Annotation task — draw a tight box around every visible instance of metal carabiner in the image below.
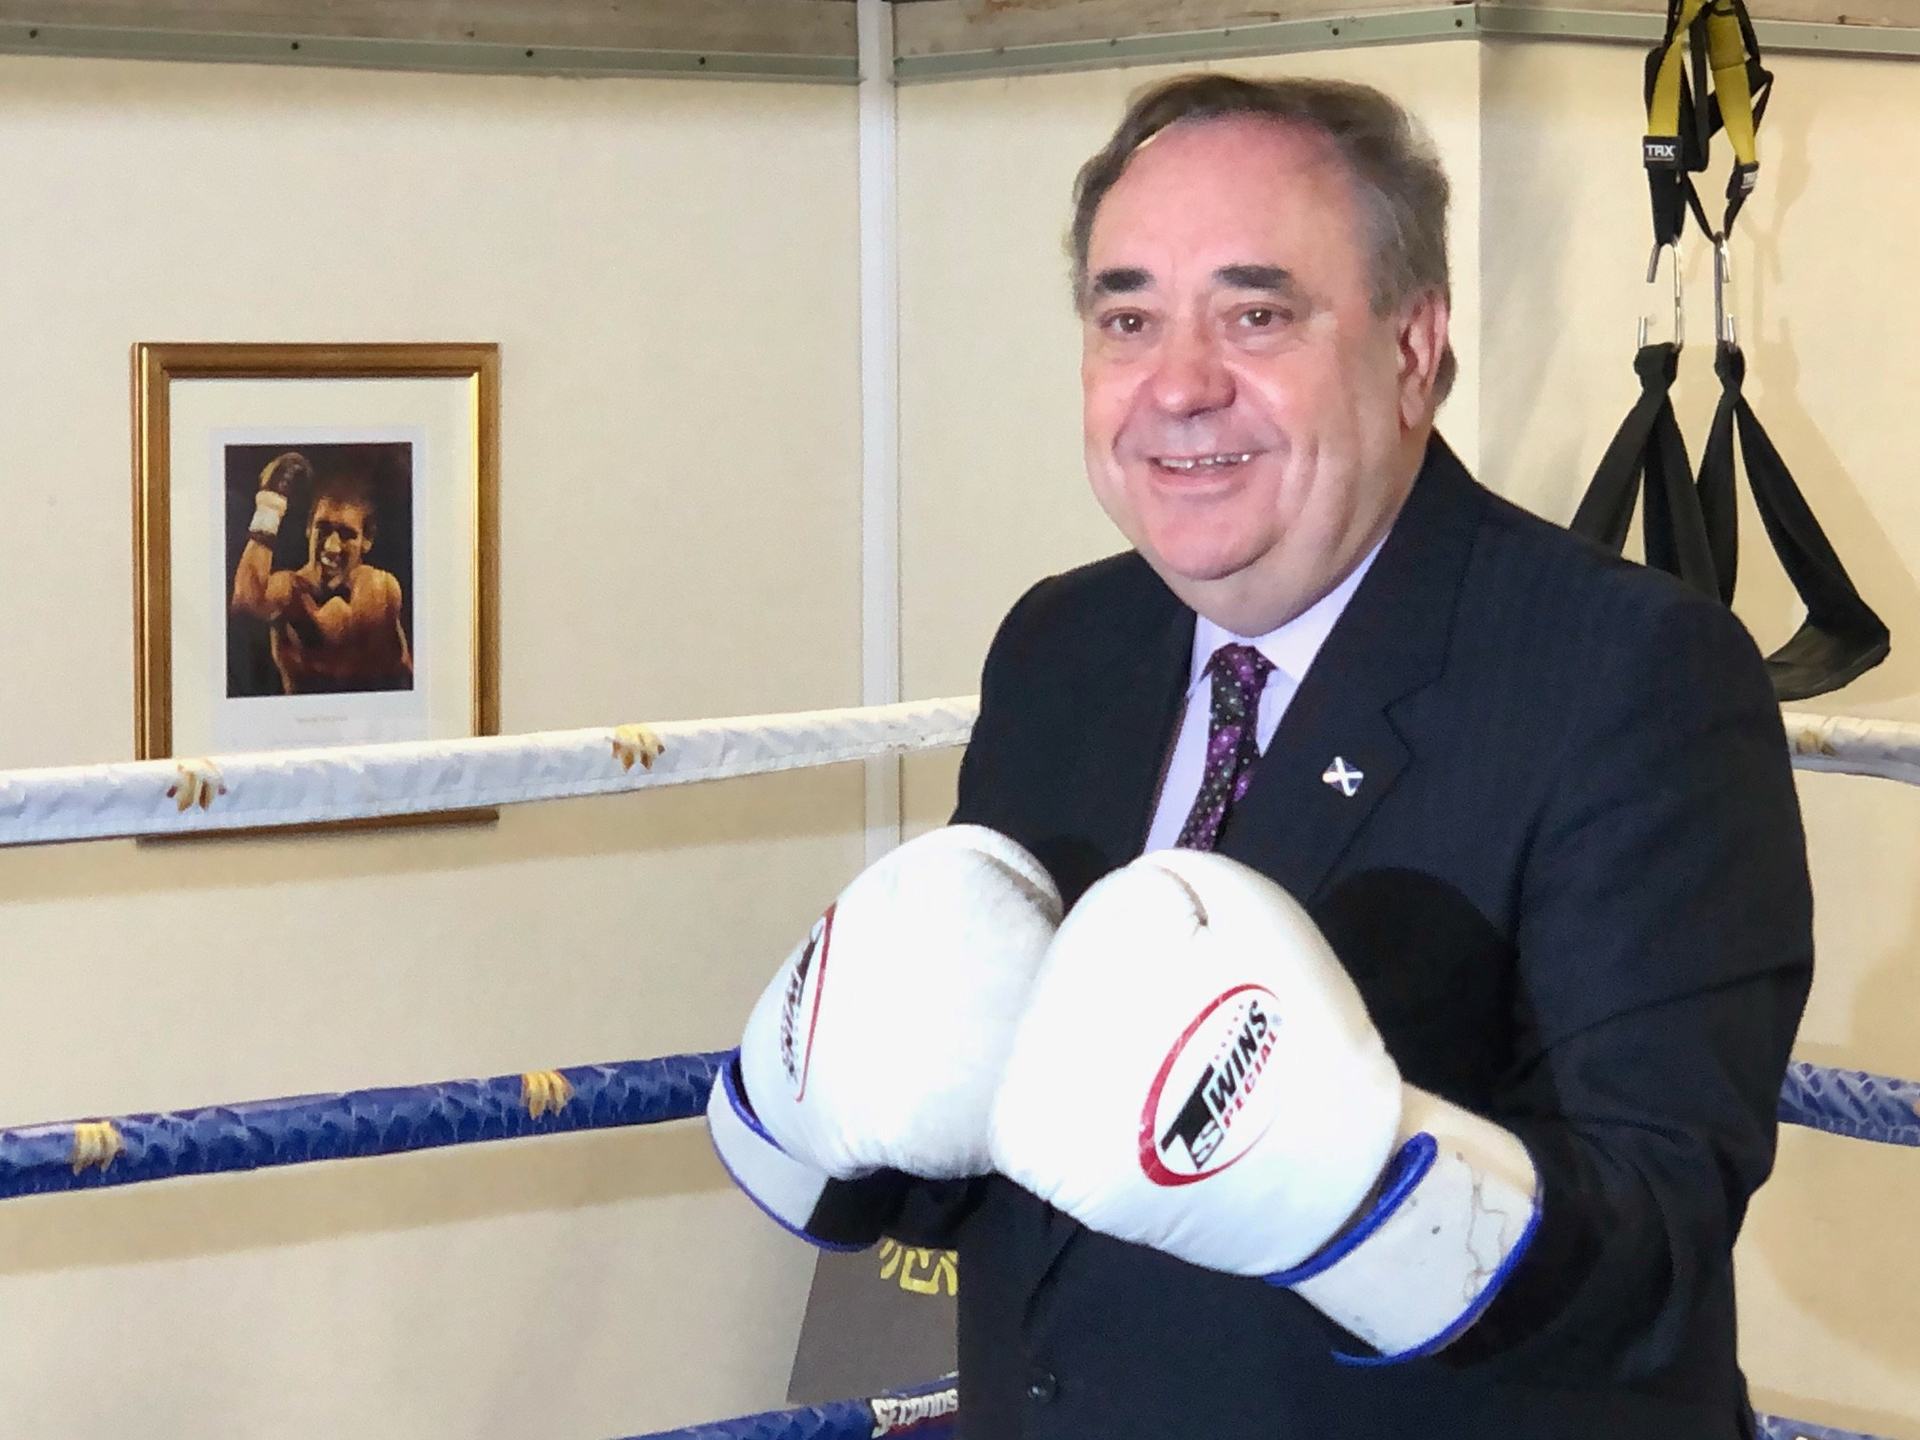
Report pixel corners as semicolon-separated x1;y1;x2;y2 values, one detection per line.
1637;239;1685;352
1712;231;1737;349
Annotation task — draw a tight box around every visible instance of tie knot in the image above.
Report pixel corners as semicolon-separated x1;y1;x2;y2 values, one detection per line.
1205;643;1274;701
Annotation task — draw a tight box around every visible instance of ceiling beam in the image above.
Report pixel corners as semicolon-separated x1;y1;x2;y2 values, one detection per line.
0;0;859;81
1484;0;1911;22
894;0;1920;80
0;0;1907;82
894;0;1430;58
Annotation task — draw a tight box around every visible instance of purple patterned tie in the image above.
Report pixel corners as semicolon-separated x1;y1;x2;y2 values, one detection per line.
1174;643;1276;852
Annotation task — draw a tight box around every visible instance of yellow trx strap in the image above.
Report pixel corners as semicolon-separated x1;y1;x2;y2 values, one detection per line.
1707;1;1760;173
1642;0;1766;243
1644;0;1710;156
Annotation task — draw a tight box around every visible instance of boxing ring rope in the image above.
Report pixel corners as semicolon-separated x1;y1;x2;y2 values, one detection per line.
611;1384;1877;1440
0;1054;726;1200
0;698;1914;1440
615;1378;960;1440
0;697;978;846
1754;1422;1896;1440
0;700;1909;846
0;1051;1909;1202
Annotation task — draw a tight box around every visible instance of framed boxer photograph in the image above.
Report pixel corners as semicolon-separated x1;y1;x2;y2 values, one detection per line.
133;343;499;762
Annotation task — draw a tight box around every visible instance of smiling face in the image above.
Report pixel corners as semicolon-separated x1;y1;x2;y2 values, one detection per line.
308;496;373;590
1079;116;1447;634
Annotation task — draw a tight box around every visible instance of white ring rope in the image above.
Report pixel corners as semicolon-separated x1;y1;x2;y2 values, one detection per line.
0;701;1910;847
0;698;977;846
1780;710;1920;787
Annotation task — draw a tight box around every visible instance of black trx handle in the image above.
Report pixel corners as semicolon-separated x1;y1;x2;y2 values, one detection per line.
1695;242;1890;701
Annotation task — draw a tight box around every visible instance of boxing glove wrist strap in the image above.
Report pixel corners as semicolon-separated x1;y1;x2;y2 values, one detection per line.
1266;1087;1542;1364
705;1051;871;1253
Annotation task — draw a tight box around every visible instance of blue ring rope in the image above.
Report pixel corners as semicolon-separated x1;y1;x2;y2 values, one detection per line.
1756;1416;1894;1440
1778;1061;1920;1148
617;1377;958;1440
614;1386;1875;1440
0;1054;1910;1203
0;1051;726;1200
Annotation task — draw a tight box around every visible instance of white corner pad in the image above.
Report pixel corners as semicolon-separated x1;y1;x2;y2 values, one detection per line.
1266;1085;1542;1364
705;1050;870;1253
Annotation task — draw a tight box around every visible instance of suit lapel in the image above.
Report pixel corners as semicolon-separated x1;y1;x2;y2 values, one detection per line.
1052;569;1192;903
1218;434;1483;900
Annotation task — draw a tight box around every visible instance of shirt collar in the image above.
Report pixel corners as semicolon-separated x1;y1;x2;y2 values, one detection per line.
1185;533;1389;695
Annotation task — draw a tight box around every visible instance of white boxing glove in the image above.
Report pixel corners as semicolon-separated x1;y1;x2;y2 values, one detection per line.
709;825;1061;1240
990;848;1540;1361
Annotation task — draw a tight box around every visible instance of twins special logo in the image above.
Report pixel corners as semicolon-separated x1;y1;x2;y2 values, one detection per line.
868;1385;959;1437
778;907;835;1100
1138;984;1282;1186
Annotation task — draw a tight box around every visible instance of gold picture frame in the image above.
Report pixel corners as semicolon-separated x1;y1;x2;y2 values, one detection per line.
132;343;499;780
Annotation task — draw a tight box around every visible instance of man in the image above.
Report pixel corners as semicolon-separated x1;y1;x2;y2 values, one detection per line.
712;74;1810;1438
230;451;413;694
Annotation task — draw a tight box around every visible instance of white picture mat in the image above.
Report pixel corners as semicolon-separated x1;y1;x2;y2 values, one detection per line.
166;376;478;754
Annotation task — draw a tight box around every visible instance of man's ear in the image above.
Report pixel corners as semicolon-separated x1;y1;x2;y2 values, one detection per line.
1395;289;1450;428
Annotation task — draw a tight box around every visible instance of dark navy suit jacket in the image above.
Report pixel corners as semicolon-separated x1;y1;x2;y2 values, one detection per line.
827;435;1812;1439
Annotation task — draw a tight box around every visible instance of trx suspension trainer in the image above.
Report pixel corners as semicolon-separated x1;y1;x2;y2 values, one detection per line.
1570;0;1889;700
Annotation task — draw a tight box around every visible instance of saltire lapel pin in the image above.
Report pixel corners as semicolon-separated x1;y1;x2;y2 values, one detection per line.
1321;757;1364;798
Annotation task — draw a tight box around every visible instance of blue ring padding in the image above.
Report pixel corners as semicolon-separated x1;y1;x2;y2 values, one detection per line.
0;1051;727;1199
617;1376;959;1440
1778;1061;1920;1148
1755;1414;1893;1440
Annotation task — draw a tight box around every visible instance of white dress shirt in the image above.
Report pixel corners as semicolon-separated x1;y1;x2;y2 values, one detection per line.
1142;538;1386;854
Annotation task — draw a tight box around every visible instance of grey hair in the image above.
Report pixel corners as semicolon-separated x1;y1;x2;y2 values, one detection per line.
1068;72;1456;403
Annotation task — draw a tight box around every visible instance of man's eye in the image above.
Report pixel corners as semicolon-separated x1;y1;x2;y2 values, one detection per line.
1239;306;1287;329
1101;312;1148;337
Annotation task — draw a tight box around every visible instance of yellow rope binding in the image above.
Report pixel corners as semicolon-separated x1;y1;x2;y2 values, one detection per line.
70;1121;125;1174
521;1070;575;1120
166;759;227;814
610;724;665;773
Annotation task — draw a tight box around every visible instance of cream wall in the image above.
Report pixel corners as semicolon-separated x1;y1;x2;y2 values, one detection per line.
896;43;1484;828
1479;40;1920;1437
0;56;862;1438
898;36;1920;1440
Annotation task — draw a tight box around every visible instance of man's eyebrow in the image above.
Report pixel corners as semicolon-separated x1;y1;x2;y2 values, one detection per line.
1216;264;1297;293
1087;266;1152;297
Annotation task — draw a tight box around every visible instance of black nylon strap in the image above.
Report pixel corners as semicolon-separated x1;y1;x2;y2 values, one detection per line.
1701;343;1891;700
1572;340;1890;700
1572;343;1677;552
1571;343;1718;601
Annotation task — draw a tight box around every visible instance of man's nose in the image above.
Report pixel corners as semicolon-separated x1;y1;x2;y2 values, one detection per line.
1148;323;1233;418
